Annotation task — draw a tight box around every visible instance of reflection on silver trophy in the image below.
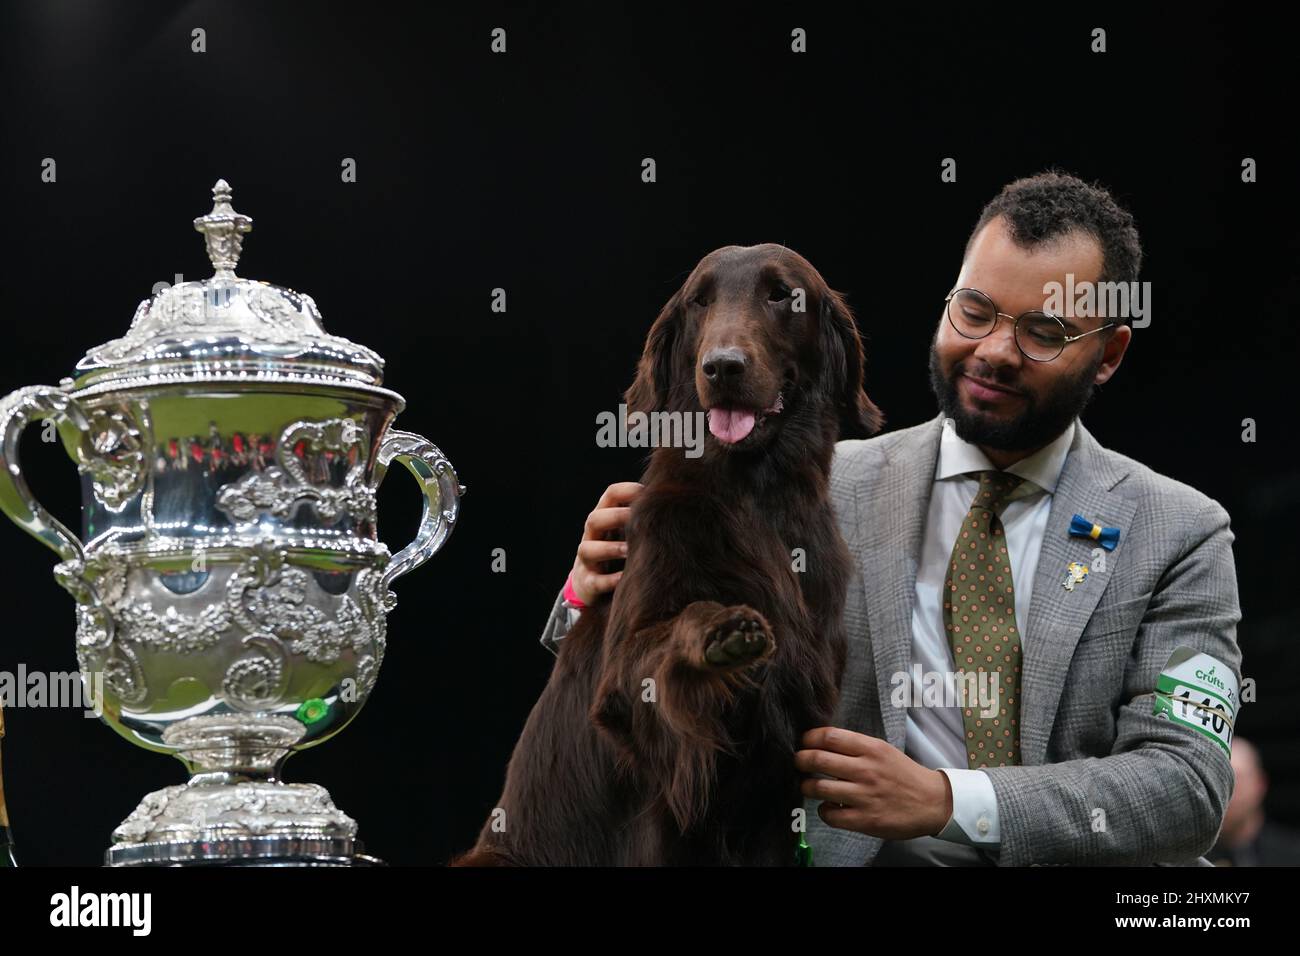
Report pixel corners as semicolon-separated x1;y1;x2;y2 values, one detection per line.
0;180;464;865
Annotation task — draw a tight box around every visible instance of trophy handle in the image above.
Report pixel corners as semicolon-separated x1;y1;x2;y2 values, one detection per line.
373;429;464;589
0;385;93;563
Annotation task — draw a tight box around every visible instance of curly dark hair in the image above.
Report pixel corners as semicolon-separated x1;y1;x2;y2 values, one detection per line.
965;171;1143;318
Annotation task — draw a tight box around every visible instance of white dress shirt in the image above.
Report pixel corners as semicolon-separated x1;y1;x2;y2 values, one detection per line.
877;417;1076;865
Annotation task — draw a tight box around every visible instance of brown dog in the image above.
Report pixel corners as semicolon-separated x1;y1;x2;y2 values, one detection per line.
454;244;883;865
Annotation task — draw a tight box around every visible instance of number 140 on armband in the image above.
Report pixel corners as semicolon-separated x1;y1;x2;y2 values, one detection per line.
1153;647;1237;758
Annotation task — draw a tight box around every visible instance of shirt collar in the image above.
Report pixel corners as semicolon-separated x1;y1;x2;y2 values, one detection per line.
935;417;1076;495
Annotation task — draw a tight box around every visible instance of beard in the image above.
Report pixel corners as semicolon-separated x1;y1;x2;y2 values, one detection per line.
927;335;1100;453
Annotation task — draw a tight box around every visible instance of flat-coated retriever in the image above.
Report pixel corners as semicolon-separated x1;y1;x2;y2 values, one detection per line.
453;244;883;865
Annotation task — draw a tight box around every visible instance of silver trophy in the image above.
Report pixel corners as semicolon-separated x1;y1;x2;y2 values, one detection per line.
0;180;463;865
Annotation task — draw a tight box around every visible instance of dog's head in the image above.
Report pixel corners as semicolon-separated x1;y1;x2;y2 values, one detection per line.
625;244;884;453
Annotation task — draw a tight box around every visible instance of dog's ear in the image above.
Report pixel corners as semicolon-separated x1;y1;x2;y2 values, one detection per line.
820;288;885;439
624;289;685;415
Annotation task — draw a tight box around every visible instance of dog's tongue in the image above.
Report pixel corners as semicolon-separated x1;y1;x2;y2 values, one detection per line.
708;408;756;444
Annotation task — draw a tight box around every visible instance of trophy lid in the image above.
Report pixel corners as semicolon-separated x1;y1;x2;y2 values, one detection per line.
71;180;387;394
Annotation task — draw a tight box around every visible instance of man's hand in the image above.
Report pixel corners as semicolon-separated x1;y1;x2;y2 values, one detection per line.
796;727;954;840
569;482;643;605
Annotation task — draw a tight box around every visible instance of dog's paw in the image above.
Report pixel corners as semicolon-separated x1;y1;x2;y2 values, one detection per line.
702;607;774;668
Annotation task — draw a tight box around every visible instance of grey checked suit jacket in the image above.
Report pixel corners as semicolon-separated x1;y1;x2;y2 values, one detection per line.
540;413;1242;866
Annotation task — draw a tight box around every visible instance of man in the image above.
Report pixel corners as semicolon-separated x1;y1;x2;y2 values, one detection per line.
1208;737;1300;866
540;172;1242;865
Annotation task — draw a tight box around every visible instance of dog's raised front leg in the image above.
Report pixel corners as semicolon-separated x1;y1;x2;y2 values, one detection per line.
590;600;775;830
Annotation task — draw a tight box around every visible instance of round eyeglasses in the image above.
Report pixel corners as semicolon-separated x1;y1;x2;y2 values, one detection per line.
945;288;1116;362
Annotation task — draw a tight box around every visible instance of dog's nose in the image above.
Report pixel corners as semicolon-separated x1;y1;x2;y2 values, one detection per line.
702;347;747;383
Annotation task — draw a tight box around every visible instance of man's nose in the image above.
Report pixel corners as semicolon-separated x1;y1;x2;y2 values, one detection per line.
973;314;1022;366
702;346;747;383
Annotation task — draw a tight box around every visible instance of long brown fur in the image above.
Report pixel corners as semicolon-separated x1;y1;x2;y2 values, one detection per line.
453;244;883;865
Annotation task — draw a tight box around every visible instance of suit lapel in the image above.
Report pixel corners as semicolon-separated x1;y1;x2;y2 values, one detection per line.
853;413;945;750
1019;420;1137;766
848;415;1137;767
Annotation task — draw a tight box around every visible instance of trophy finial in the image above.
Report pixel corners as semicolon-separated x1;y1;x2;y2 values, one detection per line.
194;178;253;278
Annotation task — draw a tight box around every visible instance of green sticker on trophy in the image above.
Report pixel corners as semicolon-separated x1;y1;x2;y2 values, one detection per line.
296;698;330;725
1152;647;1237;758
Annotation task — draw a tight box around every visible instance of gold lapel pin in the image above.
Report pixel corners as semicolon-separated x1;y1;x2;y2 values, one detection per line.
1062;561;1089;591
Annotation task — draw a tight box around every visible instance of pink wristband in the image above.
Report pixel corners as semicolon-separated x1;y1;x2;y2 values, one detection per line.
562;572;587;609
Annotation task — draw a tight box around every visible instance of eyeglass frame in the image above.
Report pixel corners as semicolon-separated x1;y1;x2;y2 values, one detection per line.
944;287;1117;362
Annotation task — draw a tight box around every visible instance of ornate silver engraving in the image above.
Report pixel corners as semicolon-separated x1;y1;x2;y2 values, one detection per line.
355;653;380;701
224;542;390;667
216;417;376;525
79;641;148;708
112;600;233;655
81;280;380;370
222;638;290;711
113;780;357;846
75;407;149;511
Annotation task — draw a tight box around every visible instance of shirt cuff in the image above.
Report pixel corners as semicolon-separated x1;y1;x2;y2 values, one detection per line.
540;588;580;656
935;768;1000;847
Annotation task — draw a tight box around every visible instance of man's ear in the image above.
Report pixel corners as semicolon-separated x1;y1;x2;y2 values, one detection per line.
1095;322;1132;385
624;290;685;415
820;289;884;439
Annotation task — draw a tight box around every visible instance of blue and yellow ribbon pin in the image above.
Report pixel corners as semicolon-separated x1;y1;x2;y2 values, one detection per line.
1069;514;1120;551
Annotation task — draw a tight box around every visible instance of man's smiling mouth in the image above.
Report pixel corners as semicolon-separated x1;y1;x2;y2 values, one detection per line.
961;373;1024;401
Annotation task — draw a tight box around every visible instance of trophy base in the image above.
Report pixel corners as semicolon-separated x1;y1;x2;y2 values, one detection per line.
106;836;382;867
106;779;377;867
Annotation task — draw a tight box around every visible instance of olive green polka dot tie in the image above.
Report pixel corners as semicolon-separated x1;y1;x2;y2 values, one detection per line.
943;470;1026;769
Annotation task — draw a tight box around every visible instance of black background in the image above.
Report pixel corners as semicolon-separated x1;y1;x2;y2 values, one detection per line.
0;0;1295;865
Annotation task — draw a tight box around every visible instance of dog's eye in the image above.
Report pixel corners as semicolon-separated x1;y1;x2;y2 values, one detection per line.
692;292;710;308
769;283;792;303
